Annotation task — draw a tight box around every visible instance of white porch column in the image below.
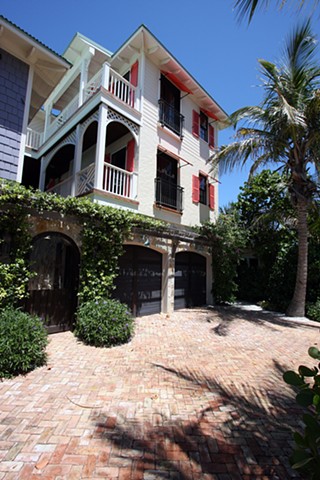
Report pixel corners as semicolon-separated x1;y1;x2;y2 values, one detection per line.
17;65;34;183
43;102;52;142
71;124;82;196
101;62;110;90
94;104;108;191
79;48;94;107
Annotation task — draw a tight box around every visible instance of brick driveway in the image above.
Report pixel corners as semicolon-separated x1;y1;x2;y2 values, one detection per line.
0;306;319;479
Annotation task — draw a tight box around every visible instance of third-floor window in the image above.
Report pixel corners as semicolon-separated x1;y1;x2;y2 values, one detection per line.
159;74;184;137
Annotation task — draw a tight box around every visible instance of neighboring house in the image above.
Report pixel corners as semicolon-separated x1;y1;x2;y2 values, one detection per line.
0;19;229;327
0;16;70;185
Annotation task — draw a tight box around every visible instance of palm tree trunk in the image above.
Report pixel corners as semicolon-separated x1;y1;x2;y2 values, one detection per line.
286;199;309;317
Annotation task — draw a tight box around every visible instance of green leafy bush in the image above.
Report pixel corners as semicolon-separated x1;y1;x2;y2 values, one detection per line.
283;346;320;478
307;299;320;322
0;307;48;378
74;299;134;347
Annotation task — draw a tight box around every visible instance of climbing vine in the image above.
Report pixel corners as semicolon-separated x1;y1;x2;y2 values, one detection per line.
0;180;165;307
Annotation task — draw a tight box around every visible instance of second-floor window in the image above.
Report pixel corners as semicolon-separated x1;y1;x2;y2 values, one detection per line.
159;75;184;137
199;174;207;205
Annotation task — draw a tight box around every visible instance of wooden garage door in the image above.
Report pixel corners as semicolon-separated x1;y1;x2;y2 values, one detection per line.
114;245;162;317
174;252;206;309
25;233;80;333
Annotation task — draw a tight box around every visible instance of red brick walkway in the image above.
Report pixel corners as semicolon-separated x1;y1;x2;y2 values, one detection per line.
0;306;319;479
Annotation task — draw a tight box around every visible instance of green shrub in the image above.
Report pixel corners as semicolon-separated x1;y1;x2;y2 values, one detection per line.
283;346;320;478
0;307;48;379
307;299;320;322
74;299;134;347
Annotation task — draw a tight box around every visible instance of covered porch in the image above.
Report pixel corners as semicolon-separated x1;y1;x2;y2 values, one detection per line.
40;106;139;204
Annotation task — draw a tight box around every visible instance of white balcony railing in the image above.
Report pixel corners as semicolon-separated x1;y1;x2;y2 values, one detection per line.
108;69;137;109
46;93;80;140
26;128;43;149
103;163;137;199
76;162;137;200
46;176;73;197
43;65;139;143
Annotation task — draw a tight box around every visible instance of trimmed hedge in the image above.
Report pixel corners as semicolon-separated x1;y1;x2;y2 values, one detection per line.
0;307;48;378
74;299;134;347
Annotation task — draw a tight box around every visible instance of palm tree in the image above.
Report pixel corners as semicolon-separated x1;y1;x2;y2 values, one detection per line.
234;0;320;23
211;20;320;316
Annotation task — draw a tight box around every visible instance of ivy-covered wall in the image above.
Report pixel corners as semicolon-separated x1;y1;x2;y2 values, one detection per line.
0;181;165;308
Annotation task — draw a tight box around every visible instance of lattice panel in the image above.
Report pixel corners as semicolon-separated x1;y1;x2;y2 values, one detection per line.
107;108;139;135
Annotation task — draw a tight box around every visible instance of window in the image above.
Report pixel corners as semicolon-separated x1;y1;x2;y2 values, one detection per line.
199;174;207;204
192;174;215;210
155;150;183;212
159;75;184;137
200;112;208;142
192;110;215;148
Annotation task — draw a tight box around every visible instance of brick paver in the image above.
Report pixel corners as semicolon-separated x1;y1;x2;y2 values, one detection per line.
0;306;319;479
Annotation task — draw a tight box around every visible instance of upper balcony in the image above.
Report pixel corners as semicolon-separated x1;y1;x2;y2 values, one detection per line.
26;64;140;151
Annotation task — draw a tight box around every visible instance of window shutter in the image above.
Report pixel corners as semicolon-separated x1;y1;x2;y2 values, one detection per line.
105;153;111;163
209;125;215;149
192;175;200;203
130;61;139;87
192;110;199;137
126;139;135;172
209;184;215;210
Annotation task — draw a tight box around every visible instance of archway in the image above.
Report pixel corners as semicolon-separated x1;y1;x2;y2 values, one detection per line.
113;245;162;317
45;144;75;192
174;252;206;309
25;233;80;333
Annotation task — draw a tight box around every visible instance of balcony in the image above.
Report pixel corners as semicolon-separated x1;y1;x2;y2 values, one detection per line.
26;65;140;150
155;177;183;212
26;128;43;150
158;99;184;138
77;162;138;200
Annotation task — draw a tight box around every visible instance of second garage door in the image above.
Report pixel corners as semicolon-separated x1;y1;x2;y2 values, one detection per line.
114;245;162;317
174;252;206;309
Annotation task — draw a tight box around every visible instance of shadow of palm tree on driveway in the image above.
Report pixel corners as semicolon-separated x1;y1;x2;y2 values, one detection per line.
92;362;303;479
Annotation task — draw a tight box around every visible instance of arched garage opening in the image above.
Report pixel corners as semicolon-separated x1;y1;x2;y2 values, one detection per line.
25;233;80;333
174;252;206;309
113;245;162;317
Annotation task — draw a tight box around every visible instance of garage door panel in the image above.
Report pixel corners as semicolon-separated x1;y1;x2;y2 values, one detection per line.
114;246;162;316
174;252;206;309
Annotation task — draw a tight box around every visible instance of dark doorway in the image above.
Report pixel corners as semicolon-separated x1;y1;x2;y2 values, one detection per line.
114;245;162;317
174;252;206;309
25;233;80;333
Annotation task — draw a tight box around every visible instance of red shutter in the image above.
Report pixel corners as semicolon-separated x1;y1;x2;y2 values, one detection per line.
130;61;139;87
209;184;215;210
105;153;111;163
126;139;135;172
209;125;215;149
192;110;199;137
192;175;200;203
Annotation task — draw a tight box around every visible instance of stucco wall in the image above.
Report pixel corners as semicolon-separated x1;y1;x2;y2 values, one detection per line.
0;48;29;181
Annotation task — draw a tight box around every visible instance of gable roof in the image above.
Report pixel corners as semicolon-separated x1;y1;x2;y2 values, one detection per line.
111;24;229;126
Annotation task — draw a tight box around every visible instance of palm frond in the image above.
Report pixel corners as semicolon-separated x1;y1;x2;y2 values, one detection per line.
233;0;320;23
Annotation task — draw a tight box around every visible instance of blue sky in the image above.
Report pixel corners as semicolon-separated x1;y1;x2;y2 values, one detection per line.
2;1;320;207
